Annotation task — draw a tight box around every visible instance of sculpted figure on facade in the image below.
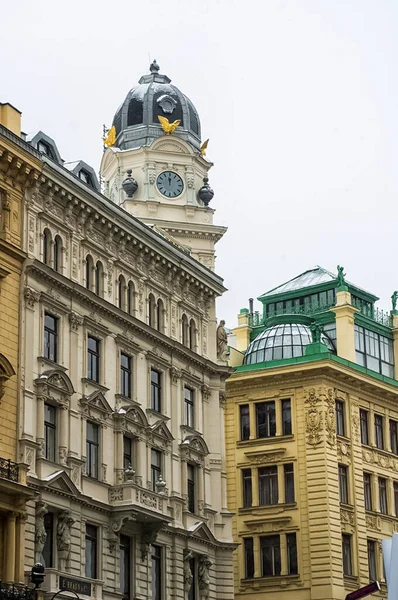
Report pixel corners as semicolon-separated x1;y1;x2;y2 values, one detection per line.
216;320;228;361
198;555;212;598
35;501;48;563
57;510;75;569
183;550;194;591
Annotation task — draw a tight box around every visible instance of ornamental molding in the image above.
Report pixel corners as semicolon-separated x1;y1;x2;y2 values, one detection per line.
306;407;323;448
244;448;286;465
24;286;40;308
362;448;398;472
337;440;351;462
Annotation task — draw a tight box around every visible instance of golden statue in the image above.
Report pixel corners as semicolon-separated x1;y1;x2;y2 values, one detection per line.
158;115;181;135
200;139;209;156
103;126;116;147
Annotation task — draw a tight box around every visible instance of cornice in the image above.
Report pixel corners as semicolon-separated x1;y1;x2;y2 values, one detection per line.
0;238;27;263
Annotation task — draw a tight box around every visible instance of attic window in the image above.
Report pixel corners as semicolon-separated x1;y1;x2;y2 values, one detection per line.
38;140;55;159
79;169;93;186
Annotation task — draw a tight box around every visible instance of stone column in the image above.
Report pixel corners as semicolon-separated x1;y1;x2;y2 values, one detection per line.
275;400;282;437
253;536;261;578
197;465;205;515
277;465;285;504
249;404;256;441
330;289;358;362
136;437;147;488
251;467;259;508
15;513;27;583
59;405;69;465
280;533;288;576
36;395;45;458
181;460;188;505
5;512;16;582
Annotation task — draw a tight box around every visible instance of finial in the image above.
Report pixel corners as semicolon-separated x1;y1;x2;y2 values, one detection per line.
150;59;160;73
198;177;214;207
122;169;138;198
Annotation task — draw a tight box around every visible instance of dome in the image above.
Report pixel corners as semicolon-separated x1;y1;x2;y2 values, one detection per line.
243;323;335;366
111;60;201;152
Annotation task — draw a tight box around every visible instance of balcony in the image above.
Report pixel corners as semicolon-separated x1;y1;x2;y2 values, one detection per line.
0;458;19;483
109;480;172;525
0;582;36;600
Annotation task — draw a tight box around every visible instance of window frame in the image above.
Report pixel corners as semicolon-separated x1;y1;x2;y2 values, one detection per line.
375;414;384;450
379;476;388;514
240;404;250;441
87;335;101;383
260;535;281;577
367;539;377;582
363;472;372;511
256;401;276;439
338;464;349;504
184;386;195;429
244;537;255;579
187;463;196;513
42;512;54;568
258;465;278;506
360;409;369;445
44;403;57;462
85;524;98;579
242;469;253;508
120;535;131;600
284;463;295;504
335;400;345;436
390;419;398;455
342;534;353;576
151;369;162;413
287;532;298;575
282;399;292;435
123;435;133;471
44;312;58;363
86;421;99;479
151;448;162;492
151;544;162;600
120;352;132;398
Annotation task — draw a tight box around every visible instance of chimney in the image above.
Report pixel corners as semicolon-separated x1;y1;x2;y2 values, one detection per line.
0;103;22;136
249;298;254;314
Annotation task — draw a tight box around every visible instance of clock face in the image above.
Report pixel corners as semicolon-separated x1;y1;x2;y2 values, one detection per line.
156;171;184;198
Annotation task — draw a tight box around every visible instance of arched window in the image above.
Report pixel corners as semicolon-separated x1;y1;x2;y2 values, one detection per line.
148;294;156;327
95;261;103;296
182;314;189;346
118;275;126;310
157;299;164;333
86;255;94;290
53;235;62;273
189;319;196;351
127;281;135;315
43;229;52;265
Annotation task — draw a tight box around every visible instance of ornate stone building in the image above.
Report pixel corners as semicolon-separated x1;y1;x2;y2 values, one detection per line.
15;63;234;599
226;266;398;600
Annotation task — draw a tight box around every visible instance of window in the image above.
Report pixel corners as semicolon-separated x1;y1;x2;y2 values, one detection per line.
123;436;133;471
244;538;254;579
260;535;281;577
151;369;161;412
390;420;398;455
375;415;384;449
189;319;196;351
44;404;56;462
187;464;196;513
367;540;377;582
338;465;349;504
259;466;278;505
342;534;352;576
394;481;398;516
127;281;135;315
79;169;93;186
86;422;99;479
287;533;298;575
182;314;189;346
151;545;162;600
43;229;51;265
242;469;252;508
184;387;195;428
282;399;292;435
157;300;164;333
86;255;94;290
355;324;394;377
148;294;156;327
120;536;130;600
151;449;162;492
335;400;345;436
95;261;103;296
256;402;276;438
44;313;58;362
240;405;250;441
360;409;369;445
120;353;132;398
284;463;295;504
379;477;388;514
53;235;62;272
88;336;100;382
364;473;372;511
188;557;196;600
38;140;54;157
42;513;54;568
85;525;98;579
118;275;126;310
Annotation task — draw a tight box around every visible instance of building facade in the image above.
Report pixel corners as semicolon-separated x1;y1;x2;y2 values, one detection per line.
14;63;234;600
226;266;398;600
0;107;39;588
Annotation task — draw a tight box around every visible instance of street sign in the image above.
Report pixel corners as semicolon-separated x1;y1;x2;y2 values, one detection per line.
345;581;380;600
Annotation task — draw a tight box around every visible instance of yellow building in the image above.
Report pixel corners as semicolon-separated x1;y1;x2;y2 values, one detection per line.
0;104;39;585
226;266;398;600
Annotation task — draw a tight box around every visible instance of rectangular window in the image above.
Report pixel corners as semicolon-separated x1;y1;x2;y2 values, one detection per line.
287;533;298;575
335;400;345;436
259;466;278;505
85;524;98;579
120;535;130;600
151;449;162;492
282;399;292;435
44;313;58;362
364;473;372;511
240;405;250;441
44;404;56;462
375;415;384;450
120;353;132;398
242;469;252;508
244;538;254;579
256;401;276;438
342;534;352;576
390;420;398;455
151;369;161;413
88;336;100;383
123;436;133;471
367;540;377;582
187;464;196;513
260;535;281;577
394;481;398;516
360;409;369;445
338;465;349;504
151;545;162;600
86;422;99;479
42;513;54;568
184;387;195;429
284;463;295;504
379;477;388;514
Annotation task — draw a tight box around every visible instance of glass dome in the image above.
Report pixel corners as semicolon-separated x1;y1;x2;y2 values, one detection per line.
243;323;335;365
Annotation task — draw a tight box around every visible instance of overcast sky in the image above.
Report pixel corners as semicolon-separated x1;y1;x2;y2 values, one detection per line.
2;0;398;327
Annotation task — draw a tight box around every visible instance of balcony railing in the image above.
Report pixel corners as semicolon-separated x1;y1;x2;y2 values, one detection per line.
0;458;19;482
248;301;336;327
353;300;393;328
0;582;36;600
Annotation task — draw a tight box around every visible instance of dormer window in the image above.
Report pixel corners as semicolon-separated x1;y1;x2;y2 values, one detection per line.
79;169;93;186
38;140;55;159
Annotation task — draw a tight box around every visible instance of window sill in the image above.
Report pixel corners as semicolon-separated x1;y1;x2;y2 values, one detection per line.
343;575;359;586
240;574;300;587
38;357;68;371
237;434;294;447
239;502;297;514
81;378;109;393
146;408;170;421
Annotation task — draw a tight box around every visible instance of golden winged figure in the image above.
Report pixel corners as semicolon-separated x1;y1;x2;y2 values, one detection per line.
200;139;209;156
103;125;116;147
158;115;181;135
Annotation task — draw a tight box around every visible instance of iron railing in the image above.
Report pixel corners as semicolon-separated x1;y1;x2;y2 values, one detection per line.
0;458;19;482
248;301;336;327
0;582;36;600
353;300;393;328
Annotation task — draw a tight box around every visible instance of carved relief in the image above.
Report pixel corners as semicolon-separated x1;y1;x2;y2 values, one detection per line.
337;440;351;462
340;509;355;525
69;311;83;332
325;406;336;447
366;514;381;531
306;408;322;447
24;286;40;308
351;403;360;444
169;366;182;384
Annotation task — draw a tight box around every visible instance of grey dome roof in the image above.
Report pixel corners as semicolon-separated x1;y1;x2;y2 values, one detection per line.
243;323;335;366
112;60;201;152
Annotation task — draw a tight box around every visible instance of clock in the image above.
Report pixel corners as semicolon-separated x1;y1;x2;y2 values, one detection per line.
156;171;184;198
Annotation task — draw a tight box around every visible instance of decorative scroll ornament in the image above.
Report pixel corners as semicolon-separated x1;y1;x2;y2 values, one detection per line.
306;408;322;447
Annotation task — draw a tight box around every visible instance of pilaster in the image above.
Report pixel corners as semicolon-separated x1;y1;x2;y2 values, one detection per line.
330;289;358;362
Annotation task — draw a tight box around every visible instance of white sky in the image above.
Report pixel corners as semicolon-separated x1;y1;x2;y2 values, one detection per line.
2;0;398;327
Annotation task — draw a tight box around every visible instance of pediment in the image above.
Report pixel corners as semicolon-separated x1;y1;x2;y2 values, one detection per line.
151;420;174;441
81;390;112;415
43;470;80;496
188;521;217;544
0;354;15;379
37;369;74;395
124;405;149;428
181;435;209;456
151;137;192;155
